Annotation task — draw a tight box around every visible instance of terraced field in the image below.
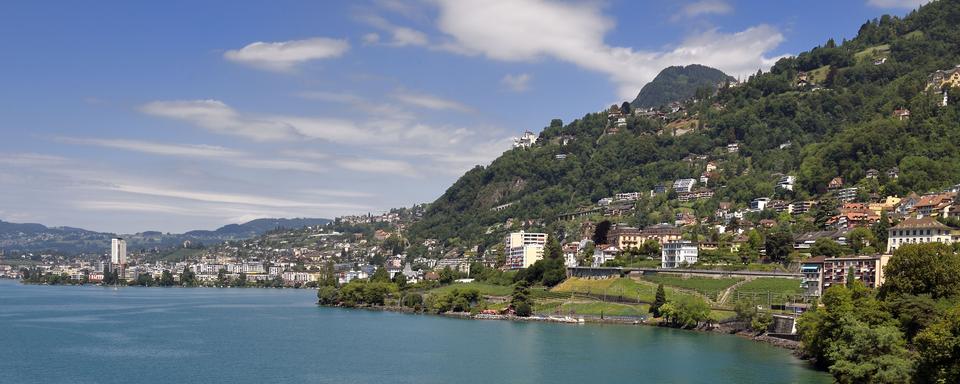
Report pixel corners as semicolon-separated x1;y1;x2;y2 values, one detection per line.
640;275;743;300
730;278;805;306
551;277;697;303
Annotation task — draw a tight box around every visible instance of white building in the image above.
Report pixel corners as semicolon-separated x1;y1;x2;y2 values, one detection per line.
777;175;795;191
887;216;954;253
592;245;619;267
512;131;538;149
673;178;697;193
505;231;547;270
111;238;127;265
661;241;698;268
614;192;643;201
750;198;770;211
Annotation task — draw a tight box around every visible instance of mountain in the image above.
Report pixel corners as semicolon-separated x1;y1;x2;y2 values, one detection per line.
409;0;960;250
183;218;333;238
0;217;331;255
631;64;735;109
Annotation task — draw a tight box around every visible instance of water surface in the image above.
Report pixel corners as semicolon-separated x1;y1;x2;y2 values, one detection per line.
0;279;830;383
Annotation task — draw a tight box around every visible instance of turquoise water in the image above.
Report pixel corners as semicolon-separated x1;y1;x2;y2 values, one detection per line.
0;279;830;383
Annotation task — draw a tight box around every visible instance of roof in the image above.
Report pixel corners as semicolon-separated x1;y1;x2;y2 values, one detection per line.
892;216;950;229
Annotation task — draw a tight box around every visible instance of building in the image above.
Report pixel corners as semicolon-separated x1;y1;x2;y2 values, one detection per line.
777;175;795;191
673;178;697;193
727;143;740;153
609;224;683;249
512;131;537;149
827;177;844;191
750;197;770;211
913;192;956;217
111;237;127;266
614;192;643;201
887;216;954;253
928;64;960;91
677;189;714;202
835;187;859;202
790;201;816;215
801;255;891;297
504;231;547;270
794;230;849;251
892;108;911;121
662;241;698;268
592;245;619;267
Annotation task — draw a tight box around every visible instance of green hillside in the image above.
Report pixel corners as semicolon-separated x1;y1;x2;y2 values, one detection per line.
631;64;735;109
409;0;960;250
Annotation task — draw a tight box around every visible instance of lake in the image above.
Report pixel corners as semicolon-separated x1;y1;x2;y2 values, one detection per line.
0;279;831;383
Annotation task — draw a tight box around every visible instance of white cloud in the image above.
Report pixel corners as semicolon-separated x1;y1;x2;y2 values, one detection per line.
0;153;68;167
866;0;930;8
362;32;381;44
141;99;300;141
430;0;784;99
391;91;473;112
501;73;532;92
223;37;349;71
107;183;361;209
58;137;244;158
675;1;733;20
336;157;419;177
362;15;429;47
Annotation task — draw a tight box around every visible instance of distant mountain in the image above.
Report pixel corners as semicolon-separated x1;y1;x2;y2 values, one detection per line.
0;217;331;256
631;64;735;109
183;218;332;238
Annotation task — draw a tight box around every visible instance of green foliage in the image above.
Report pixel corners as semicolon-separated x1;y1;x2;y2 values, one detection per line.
159;270;175;287
809;237;848;257
632;64;735;108
881;243;960;299
660;295;711;329
316;286;339;305
650;283;667;318
641;275;742;299
336;280;399;307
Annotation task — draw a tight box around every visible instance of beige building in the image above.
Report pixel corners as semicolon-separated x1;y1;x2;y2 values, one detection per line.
504;231;547;270
887;216;953;253
608;224;683;250
801;254;891;297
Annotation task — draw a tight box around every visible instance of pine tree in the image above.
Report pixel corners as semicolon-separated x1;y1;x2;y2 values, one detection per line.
650;284;667;318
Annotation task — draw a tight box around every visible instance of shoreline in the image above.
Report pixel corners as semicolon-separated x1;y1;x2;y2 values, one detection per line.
322;302;807;353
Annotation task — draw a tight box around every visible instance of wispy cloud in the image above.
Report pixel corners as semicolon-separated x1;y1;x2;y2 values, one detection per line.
141;99;300;141
673;1;733;20
224;37;350;72
390;91;473;112
335;157;419;177
361;15;430;47
501;73;532;92
57;137;244;158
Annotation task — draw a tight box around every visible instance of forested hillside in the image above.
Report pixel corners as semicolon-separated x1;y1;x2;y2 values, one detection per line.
409;0;960;250
631;64;734;109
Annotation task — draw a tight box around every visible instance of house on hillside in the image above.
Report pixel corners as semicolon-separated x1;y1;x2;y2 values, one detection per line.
513;131;537;149
673;178;697;193
827;177;844;191
892;108;911;121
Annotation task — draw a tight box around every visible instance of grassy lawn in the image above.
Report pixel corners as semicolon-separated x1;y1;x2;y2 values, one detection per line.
710;309;737;322
640;274;743;300
429;282;513;297
551;277;697;303
854;44;890;62
535;300;649;317
731;278;804;305
808;65;831;83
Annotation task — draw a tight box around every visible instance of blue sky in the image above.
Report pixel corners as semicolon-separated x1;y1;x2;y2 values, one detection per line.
0;0;928;233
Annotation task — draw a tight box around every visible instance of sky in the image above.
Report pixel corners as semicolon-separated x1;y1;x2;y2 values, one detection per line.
0;0;930;233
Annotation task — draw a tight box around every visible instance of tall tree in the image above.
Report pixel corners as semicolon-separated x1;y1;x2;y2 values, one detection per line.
650;284;667;318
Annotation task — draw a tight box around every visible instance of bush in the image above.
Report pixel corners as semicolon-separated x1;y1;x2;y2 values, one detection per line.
514;302;532;317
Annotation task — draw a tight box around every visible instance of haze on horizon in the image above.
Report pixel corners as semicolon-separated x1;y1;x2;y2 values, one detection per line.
0;0;924;233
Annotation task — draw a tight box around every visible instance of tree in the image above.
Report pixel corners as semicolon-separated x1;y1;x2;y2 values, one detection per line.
810;237;846;257
848;227;877;255
764;226;794;264
881;243;960;299
317;286;339;305
914;307;960;384
545;235;562;260
650;284;667;318
159;270;175;287
873;210;890;248
370;267;390;283
392;272;407;289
